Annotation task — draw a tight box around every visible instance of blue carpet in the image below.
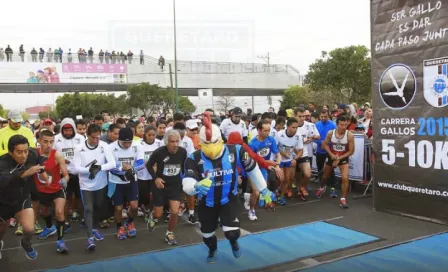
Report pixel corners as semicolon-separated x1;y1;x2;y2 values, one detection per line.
47;222;378;272
304;232;448;272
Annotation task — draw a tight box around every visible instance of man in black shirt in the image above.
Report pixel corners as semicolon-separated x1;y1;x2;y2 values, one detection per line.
0;135;47;260
146;129;187;245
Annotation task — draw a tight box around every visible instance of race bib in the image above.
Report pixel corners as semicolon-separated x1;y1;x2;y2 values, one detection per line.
282;146;292;153
62;148;74;160
302;134;307;143
333;144;345;152
144;151;153;162
257;147;270;157
118;157;134;168
163;164;181;176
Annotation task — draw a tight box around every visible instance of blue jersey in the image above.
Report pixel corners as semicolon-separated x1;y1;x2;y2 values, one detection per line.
249;136;279;161
184;144;257;207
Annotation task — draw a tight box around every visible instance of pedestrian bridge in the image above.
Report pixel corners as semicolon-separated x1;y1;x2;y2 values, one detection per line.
0;55;302;96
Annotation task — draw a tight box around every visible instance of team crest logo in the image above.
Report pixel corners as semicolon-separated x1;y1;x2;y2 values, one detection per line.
75;139;81;144
100;147;104;153
423;57;448;108
378;63;416;110
228;153;235;163
132;146;137;153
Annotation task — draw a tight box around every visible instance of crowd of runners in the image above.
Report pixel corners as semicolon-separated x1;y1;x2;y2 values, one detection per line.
0;103;364;262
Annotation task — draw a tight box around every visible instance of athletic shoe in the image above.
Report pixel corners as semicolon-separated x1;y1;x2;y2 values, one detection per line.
330;188;338;198
100;220;110;229
0;240;4;260
80;219;86;228
9;218;16;228
64;223;72;234
21;240;37;260
137;208;144;217
315;186;327;199
147;219;156;232
188;214;197;224
92;229;104;241
108;216;115;223
178;206;186;216
278;197;287;206
117;226;127;240
126;221;137;237
248;210;258;221
38;225;57;240
34;222;43;234
121;209;128;219
86;237;96;251
340;198;349;209
15;224;23;236
207;249;217;263
56;239;68;253
165;232;177;245
164;213;170;223
230;241;242;258
71;212;80;221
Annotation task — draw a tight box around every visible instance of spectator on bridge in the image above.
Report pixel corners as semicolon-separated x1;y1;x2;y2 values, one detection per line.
58;47;63;62
39;48;45;62
5;45;13;62
105;50;110;64
31;48;37;62
88;47;94;63
47;48;53;62
0;48;4;62
120;51;126;64
19;45;25;62
99;50;104;63
158;56;165;71
54;48;59;63
127;50;133;64
140;50;144;65
67;49;72;63
111;51;117;64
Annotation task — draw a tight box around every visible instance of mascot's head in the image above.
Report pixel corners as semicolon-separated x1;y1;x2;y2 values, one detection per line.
199;111;224;160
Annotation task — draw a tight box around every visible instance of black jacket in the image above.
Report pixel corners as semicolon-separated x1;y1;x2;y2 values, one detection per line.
0;149;40;205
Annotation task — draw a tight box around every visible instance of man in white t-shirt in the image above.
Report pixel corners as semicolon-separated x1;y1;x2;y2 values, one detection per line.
219;107;248;143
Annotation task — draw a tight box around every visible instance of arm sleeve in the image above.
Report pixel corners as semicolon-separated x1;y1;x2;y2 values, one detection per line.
73;147;89;174
247;164;268;192
101;145;116;171
146;148;159;179
134;146;146;171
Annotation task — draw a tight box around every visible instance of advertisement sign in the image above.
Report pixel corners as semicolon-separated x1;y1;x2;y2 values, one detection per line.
0;62;127;84
311;133;365;181
372;0;448;223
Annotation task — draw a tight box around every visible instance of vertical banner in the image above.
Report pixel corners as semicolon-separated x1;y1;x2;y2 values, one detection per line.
372;0;448;223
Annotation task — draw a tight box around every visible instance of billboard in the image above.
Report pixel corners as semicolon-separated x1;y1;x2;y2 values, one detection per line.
372;0;448;223
0;62;127;84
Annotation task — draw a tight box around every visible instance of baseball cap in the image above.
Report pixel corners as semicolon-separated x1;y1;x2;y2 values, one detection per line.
43;119;53;126
186;119;199;130
8;110;23;123
119;127;134;141
232;107;243;116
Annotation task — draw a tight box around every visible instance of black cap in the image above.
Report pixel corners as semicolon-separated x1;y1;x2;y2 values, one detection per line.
119;127;134;141
232;107;243;115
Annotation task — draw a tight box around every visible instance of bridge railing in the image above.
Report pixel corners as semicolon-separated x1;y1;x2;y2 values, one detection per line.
0;51;300;76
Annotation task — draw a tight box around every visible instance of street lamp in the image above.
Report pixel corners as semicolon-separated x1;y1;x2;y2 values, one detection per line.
173;0;179;112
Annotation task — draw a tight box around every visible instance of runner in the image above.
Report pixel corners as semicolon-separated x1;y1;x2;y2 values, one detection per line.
0;135;46;260
109;127;145;240
276;118;303;205
182;112;276;263
294;107;320;201
75;119;87;139
145;130;187;245
73;124;116;250
219;107;248;143
54;118;85;225
316;115;355;208
34;129;70;253
137;126;163;224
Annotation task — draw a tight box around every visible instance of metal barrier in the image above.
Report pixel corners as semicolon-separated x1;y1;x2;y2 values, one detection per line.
0;51;300;76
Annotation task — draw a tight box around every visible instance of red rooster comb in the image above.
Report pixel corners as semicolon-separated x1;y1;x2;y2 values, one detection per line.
203;111;212;142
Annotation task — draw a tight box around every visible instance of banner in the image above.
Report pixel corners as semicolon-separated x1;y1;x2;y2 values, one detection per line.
0;62;127;84
311;133;365;181
372;0;448;223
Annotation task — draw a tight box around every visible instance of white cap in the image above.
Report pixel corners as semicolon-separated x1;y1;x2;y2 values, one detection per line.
186;119;199;129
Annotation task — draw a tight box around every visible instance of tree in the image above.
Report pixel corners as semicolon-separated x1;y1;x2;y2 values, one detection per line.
216;96;235;112
39;110;59;120
279;85;314;109
0;104;4;118
304;45;372;103
178;96;196;113
127;83;164;116
2;109;10;119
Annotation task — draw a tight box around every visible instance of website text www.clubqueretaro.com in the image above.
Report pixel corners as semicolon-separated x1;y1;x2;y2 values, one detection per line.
377;182;448;197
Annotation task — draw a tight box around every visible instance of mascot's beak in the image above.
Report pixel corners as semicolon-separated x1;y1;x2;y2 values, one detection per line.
200;140;224;160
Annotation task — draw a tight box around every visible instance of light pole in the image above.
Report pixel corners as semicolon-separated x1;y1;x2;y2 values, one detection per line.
173;0;179;112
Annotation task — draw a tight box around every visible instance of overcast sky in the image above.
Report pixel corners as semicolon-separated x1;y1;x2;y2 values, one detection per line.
0;0;370;113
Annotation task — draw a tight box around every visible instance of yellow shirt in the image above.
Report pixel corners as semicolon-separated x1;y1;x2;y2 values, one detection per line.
0;126;36;156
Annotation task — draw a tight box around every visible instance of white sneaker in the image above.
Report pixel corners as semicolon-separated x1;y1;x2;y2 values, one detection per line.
122;209;128;219
0;240;4;260
244;193;251;211
248;210;258;221
178;206;186;216
137;208;144;217
9;218;16;227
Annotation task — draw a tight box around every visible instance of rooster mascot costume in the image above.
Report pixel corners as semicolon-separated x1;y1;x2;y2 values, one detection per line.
183;112;276;263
